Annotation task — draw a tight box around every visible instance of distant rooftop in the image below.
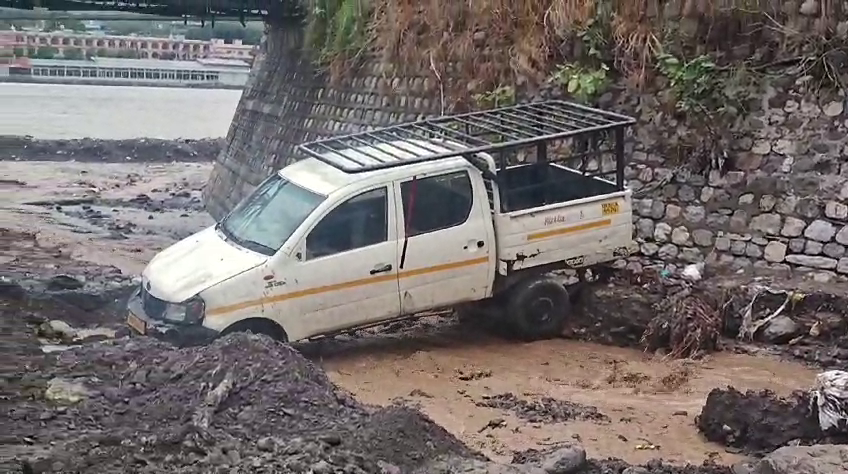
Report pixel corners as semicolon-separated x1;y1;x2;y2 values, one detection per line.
27;57;251;71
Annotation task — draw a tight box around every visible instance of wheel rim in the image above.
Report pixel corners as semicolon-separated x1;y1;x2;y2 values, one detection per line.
528;295;556;325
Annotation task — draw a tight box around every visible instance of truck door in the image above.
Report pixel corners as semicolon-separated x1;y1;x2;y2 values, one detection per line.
394;168;493;315
290;185;401;337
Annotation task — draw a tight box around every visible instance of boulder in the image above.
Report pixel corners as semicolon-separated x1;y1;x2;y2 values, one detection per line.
540;444;587;474
762;316;800;344
753;445;848;474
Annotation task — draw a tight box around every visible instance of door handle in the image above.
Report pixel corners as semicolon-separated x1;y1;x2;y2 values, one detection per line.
370;263;393;275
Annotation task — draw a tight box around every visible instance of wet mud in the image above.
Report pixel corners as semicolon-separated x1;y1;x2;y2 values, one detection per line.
1;136;224;163
3;147;848;472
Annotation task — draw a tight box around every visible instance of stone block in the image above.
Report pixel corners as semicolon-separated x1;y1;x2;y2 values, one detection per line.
750;213;782;235
781;217;807;237
804;219;837;242
784;255;838;269
764;241;787;262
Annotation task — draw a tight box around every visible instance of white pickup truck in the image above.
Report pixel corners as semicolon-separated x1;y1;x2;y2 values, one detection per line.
125;100;637;345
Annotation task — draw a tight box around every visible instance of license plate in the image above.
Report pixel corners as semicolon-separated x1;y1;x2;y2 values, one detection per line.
127;311;147;335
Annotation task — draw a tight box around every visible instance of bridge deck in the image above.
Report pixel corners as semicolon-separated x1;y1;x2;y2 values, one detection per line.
0;0;303;20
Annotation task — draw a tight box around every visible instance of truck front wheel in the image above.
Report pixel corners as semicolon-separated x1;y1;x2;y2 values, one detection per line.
506;277;570;341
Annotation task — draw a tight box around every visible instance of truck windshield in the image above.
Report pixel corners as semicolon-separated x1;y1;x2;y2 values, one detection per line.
218;174;325;256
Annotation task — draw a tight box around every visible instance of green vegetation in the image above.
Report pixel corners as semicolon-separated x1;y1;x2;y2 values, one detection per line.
305;0;370;65
472;86;516;108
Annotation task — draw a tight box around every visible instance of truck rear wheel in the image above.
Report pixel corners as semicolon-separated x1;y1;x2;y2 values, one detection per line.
506;277;570;341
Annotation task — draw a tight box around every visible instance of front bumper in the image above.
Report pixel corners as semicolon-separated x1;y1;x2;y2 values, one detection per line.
126;288;218;347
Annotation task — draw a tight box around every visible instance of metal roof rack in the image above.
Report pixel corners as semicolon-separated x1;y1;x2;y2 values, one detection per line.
297;100;636;173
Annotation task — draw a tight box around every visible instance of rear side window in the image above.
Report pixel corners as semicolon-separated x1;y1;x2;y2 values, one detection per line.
401;171;473;236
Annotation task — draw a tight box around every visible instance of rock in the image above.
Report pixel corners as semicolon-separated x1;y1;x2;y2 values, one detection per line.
731;240;747;256
837;258;848;274
635;199;654;217
665;204;682;220
680;247;703;262
650;201;665;219
683;205;706;224
823;100;844;117
759;195;777;212
797;199;820;219
764;242;787;263
789;238;806;253
762;316;800;344
44;378;92;404
751;214;782;235
421;456;545;474
825;201;848;220
753;444;848;474
777;196;799;214
700;187;715;202
804;219;836;242
540;445;587;474
658;244;679;260
636;219;655;239
836;225;848;245
640;243;659;256
654;223;672;242
678;185;696;202
752;140;771;154
781;217;807;238
746;243;763;259
715;236;731;252
37;320;77;342
692;229;714;247
784;255;838;269
730;210;750;232
805;240;823;255
823;242;846;259
671;226;691;245
799;0;820;16
739;193;755;205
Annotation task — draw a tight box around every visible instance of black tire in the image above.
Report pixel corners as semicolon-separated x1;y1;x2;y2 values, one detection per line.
506;277;570;341
222;318;288;342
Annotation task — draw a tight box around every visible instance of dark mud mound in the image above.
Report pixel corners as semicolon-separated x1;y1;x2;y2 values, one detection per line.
17;333;479;473
512;448;731;474
695;387;824;454
0;136;224;163
476;393;609;424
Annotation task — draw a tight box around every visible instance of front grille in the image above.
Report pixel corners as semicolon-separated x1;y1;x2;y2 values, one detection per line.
141;286;167;320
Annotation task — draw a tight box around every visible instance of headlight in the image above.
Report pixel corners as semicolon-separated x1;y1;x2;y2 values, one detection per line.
162;295;206;324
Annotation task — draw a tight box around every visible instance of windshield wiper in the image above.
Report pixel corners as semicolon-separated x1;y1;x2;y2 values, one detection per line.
240;239;275;256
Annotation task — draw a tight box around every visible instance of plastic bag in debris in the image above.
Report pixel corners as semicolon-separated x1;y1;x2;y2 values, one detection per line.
810;370;848;433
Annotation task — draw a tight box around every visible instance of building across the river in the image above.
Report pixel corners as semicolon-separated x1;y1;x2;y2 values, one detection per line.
3;57;251;89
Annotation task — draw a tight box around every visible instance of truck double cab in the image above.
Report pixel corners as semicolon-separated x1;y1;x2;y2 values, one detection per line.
125;100;637;345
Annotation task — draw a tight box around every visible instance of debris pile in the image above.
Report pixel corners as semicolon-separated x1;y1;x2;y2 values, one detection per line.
475;393;609;424
695;387;824;454
19;333;480;473
0;136;224;163
642;287;723;359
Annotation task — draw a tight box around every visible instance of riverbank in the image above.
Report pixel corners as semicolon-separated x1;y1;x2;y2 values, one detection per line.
0;136;224;163
0;76;246;90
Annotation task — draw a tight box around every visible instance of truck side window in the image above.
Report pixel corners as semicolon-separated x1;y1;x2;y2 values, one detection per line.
305;187;388;259
401;171;473;236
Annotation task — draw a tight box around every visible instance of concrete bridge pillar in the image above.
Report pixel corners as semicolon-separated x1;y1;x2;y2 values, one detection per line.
202;21;441;220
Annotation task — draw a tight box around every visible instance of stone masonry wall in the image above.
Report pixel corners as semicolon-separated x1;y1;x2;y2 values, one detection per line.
204;19;848;276
621;87;848;276
202;25;440;219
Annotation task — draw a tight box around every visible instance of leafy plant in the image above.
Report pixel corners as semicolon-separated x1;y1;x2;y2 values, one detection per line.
549;63;610;103
472;85;516;108
305;0;370;65
655;53;722;114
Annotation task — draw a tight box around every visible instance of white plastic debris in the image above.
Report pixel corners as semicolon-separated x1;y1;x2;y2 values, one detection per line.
810;370;848;433
681;263;704;282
